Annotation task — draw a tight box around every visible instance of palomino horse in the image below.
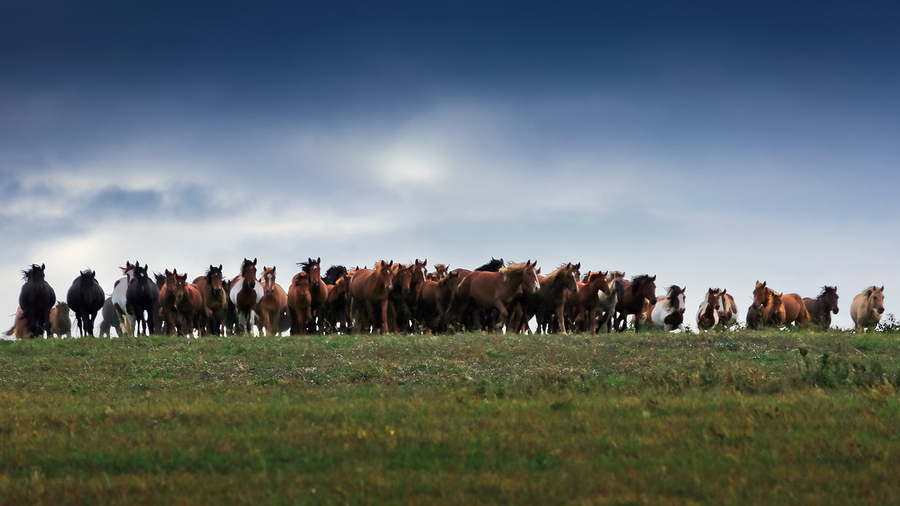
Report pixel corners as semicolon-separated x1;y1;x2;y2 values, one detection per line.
298;258;327;333
349;261;395;334
535;262;580;334
851;286;885;332
126;263;160;335
229;258;264;334
192;265;228;336
717;289;738;328
111;261;137;335
257;266;288;336
696;288;720;332
644;285;686;332
18;264;56;338
566;270;613;334
803;286;839;330
158;270;203;337
455;260;540;333
66;269;105;337
614;274;656;331
287;271;313;335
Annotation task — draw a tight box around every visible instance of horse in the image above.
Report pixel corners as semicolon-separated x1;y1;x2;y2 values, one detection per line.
613;274;657;331
535;262;580;334
298;258;327;333
322;265;349;285
417;271;461;333
323;271;352;333
158;269;203;337
49;302;71;337
18;264;56;338
717;289;738;328
192;265;228;336
454;260;540;333
111;261;138;335
287;271;313;335
229;258;264;335
803;286;839;330
566;270;612;334
696;288;720;332
125;263;160;336
427;263;449;281
66;269;105;337
644;285;686;332
750;281;808;327
475;258;504;272
98;297;123;337
406;259;429;333
257;266;288;336
387;263;414;333
349;261;395;334
851;286;885;332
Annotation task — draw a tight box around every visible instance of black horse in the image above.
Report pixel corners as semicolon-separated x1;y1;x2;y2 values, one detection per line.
19;264;56;338
126;262;160;335
475;257;504;272
66;269;105;336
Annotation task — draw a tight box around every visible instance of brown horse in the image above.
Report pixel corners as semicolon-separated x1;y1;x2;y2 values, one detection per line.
287;271;313;335
750;281;808;327
717;289;738;328
614;275;656;331
427;263;449;281
535;262;580;334
764;291;785;327
229;258;264;334
696;288;720;332
803;286;839;330
257;266;288;336
299;258;327;333
455;260;540;333
158;270;203;336
387;263;414;333
851;285;885;332
323;271;352;333
566;270;612;334
49;302;72;337
417;271;461;333
349;261;395;334
192;265;228;336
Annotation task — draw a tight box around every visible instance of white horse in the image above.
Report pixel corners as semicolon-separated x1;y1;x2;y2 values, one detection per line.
111;261;137;336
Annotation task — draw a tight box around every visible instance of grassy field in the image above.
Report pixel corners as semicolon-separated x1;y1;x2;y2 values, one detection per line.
2;328;900;504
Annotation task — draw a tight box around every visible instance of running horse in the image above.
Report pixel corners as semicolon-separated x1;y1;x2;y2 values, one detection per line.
192;265;228;335
566;270;612;334
349;261;395;334
229;258;264;334
696;288;720;332
644;285;686;332
257;266;288;336
613;274;657;331
748;281;785;328
851;285;885;332
111;261;138;335
66;269;105;337
455;260;540;333
535;262;580;334
158;269;203;336
287;271;313;335
803;286;839;330
126;263;160;335
717;289;738;328
298;258;327;333
749;281;808;328
18;264;56;338
387;263;414;333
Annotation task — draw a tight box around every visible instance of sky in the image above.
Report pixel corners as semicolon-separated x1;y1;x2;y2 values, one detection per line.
2;0;899;334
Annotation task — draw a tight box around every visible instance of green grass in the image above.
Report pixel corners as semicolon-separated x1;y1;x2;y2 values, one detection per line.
2;328;900;504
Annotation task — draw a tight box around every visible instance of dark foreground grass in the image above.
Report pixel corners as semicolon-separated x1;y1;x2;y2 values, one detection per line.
2;329;900;504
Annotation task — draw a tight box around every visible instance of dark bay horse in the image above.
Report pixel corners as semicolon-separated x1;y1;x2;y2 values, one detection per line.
258;266;288;336
299;258;327;333
229;258;264;334
288;271;313;335
349;261;395;334
323;271;352;333
851;285;885;332
66;269;105;337
158;270;203;336
803;286;839;330
535;262;580;334
455;260;540;333
126;262;160;335
192;265;228;336
613;274;656;332
18;264;56;338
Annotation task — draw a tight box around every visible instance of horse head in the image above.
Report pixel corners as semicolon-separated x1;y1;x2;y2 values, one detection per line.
752;281;769;311
821;286;839;314
375;260;394;293
261;266;278;296
706;288;721;311
866;286;885;315
392;264;413;296
207;264;224;296
634;275;657;306
521;260;541;294
299;258;322;288
241;258;258;288
412;259;428;287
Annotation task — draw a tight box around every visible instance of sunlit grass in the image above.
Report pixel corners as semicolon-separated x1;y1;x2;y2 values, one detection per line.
1;328;899;504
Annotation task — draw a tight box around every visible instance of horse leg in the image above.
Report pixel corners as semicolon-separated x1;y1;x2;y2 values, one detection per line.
380;300;390;334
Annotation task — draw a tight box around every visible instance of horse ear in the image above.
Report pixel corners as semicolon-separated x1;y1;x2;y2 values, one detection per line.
317;257;321;264
253;258;258;265
575;262;581;269
651;275;657;281
423;259;427;266
880;286;885;292
219;264;223;271
389;260;393;267
41;263;46;270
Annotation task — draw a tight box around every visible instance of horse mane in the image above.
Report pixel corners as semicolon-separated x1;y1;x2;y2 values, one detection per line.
632;274;654;288
323;265;348;285
819;286;837;297
545;263;575;286
298;260;316;274
475;258;504;272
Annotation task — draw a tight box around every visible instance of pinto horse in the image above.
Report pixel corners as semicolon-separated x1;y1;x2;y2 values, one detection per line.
614;275;657;331
696;288;720;332
18;264;56;338
257;266;288;336
455;261;540;333
803;286;839;330
851;285;885;332
66;269;105;337
192;265;228;335
349;261;395;334
535;262;580;334
126;263;160;335
717;289;738;328
644;285;686;332
111;261;138;335
98;297;122;337
229;258;264;335
158;269;203;336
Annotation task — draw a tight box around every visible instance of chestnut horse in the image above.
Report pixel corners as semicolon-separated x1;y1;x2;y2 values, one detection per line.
803;286;839;330
257;266;288;336
297;258;327;333
851;285;885;332
614;275;657;332
455;260;540;333
229;258;264;335
387;263;414;333
287;271;313;335
427;263;449;281
49;302;72;337
696;288;720;332
748;282;785;328
349;261;395;334
750;281;809;327
566;270;612;334
18;264;56;338
66;269;105;337
535;262;580;334
192;265;228;336
158;269;203;336
644;285;686;332
417;271;460;333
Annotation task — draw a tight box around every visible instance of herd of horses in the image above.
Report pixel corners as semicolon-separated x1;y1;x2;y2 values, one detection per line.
5;259;888;340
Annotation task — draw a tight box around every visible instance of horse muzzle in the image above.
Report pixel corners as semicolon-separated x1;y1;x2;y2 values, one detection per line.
878;307;885;314
213;288;223;296
833;307;839;314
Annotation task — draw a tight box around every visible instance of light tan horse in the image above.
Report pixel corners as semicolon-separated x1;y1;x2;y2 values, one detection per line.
851;286;885;332
257;266;288;336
